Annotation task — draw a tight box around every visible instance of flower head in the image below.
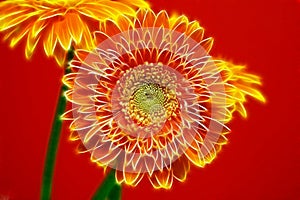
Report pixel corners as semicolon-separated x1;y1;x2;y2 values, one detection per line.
0;0;149;66
63;9;265;189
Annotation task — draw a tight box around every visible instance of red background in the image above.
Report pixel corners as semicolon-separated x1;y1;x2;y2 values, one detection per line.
0;0;299;199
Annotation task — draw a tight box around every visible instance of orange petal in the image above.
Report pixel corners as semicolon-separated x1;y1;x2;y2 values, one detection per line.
62;73;76;88
0;8;35;31
25;23;44;59
100;2;136;18
169;15;189;33
73;49;90;64
235;101;247;118
54;20;72;51
74;26;96;51
43;25;57;56
99;19;122;38
235;83;266;103
186;21;204;43
69;131;80;141
119;0;150;9
115;169;144;186
172;156;190;182
91;142;122;165
66;13;84;44
149;168;173;189
115;170;125;184
5;23;30;47
38;9;63;21
238;73;262;85
116;15;134;32
184;147;206;167
77;142;89;154
153;10;169;28
201;140;217;163
135;9;147;28
144;156;157;176
77;7;114;22
25;33;40;59
215;132;229;145
53;45;66;67
142;9;156;27
199;37;214;53
79;2;135;21
0;3;20;19
123;171;144;186
31;19;46;38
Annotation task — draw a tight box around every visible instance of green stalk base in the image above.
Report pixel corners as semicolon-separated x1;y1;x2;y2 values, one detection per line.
93;169;122;200
40;49;73;200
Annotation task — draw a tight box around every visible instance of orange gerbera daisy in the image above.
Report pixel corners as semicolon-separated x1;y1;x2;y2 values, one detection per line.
62;9;265;189
0;0;149;66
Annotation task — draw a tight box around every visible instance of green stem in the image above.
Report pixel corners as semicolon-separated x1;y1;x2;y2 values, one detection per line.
40;47;122;200
107;183;122;200
93;169;122;200
40;49;73;200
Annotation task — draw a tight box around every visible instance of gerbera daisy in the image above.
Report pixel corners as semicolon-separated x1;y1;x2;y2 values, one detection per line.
0;0;150;66
63;9;265;189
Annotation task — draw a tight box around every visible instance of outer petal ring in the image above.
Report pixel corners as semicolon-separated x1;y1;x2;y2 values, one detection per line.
68;27;227;174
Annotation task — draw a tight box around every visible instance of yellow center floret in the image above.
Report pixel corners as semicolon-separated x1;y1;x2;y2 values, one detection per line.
112;63;180;137
128;83;177;126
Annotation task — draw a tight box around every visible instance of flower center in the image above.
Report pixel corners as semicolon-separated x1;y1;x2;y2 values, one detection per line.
111;63;180;138
129;83;174;126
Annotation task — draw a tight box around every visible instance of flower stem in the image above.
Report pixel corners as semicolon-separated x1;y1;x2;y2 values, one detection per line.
40;49;73;200
107;183;122;200
92;169;122;200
